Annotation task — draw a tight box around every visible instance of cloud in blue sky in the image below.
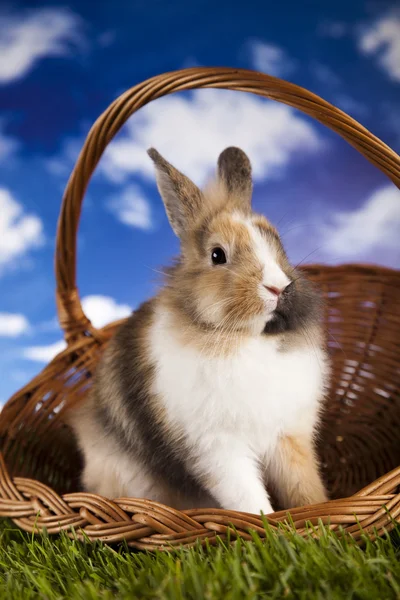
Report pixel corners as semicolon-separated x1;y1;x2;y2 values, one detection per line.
0;0;399;405
0;188;44;275
22;295;132;363
0;312;30;337
99;89;323;186
247;40;296;77
107;186;154;231
0;7;87;84
320;185;400;258
23;339;66;362
357;9;400;82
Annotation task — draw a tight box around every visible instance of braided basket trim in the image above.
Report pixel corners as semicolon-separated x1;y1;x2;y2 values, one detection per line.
1;453;400;550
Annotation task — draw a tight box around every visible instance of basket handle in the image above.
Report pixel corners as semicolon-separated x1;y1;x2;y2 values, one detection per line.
55;67;400;340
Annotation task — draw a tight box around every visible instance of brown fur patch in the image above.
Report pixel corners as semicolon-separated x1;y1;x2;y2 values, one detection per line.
252;214;279;238
268;434;328;509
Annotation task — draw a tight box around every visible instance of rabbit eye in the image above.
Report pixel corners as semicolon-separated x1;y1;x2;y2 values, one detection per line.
211;247;227;265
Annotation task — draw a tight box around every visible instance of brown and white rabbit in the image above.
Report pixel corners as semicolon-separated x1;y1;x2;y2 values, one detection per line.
69;146;330;514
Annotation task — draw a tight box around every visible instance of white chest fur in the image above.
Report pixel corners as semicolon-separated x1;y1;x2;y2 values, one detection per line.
149;308;327;460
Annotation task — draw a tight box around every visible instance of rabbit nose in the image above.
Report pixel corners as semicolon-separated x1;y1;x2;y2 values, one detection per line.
263;285;284;297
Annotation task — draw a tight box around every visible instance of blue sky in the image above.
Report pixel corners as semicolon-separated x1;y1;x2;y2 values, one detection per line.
0;0;399;405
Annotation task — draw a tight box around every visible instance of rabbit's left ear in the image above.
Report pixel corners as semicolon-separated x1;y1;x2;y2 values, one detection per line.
217;146;253;210
147;148;203;238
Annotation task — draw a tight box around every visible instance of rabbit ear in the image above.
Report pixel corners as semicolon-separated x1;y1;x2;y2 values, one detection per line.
217;147;253;210
147;148;203;237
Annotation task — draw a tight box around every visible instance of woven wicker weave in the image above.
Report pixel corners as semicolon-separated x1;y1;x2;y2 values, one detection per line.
0;68;399;551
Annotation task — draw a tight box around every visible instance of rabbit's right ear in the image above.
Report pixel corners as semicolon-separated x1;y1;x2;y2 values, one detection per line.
217;147;253;211
147;148;203;237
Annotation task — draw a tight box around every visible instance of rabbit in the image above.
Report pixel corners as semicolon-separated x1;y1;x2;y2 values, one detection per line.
68;146;330;515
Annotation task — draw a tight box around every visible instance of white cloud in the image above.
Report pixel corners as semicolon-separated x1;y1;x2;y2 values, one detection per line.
0;188;44;275
23;296;131;363
100;88;323;187
248;40;295;77
0;121;19;161
321;185;400;258
0;313;30;337
23;340;67;363
81;295;131;328
357;11;400;82
0;7;86;84
107;186;153;231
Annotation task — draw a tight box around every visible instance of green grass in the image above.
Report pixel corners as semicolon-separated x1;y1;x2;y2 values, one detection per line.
0;520;400;599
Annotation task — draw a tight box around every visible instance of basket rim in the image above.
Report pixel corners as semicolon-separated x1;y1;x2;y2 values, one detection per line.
0;451;400;550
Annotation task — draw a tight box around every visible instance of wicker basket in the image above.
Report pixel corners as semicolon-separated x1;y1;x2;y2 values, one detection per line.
0;68;399;551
